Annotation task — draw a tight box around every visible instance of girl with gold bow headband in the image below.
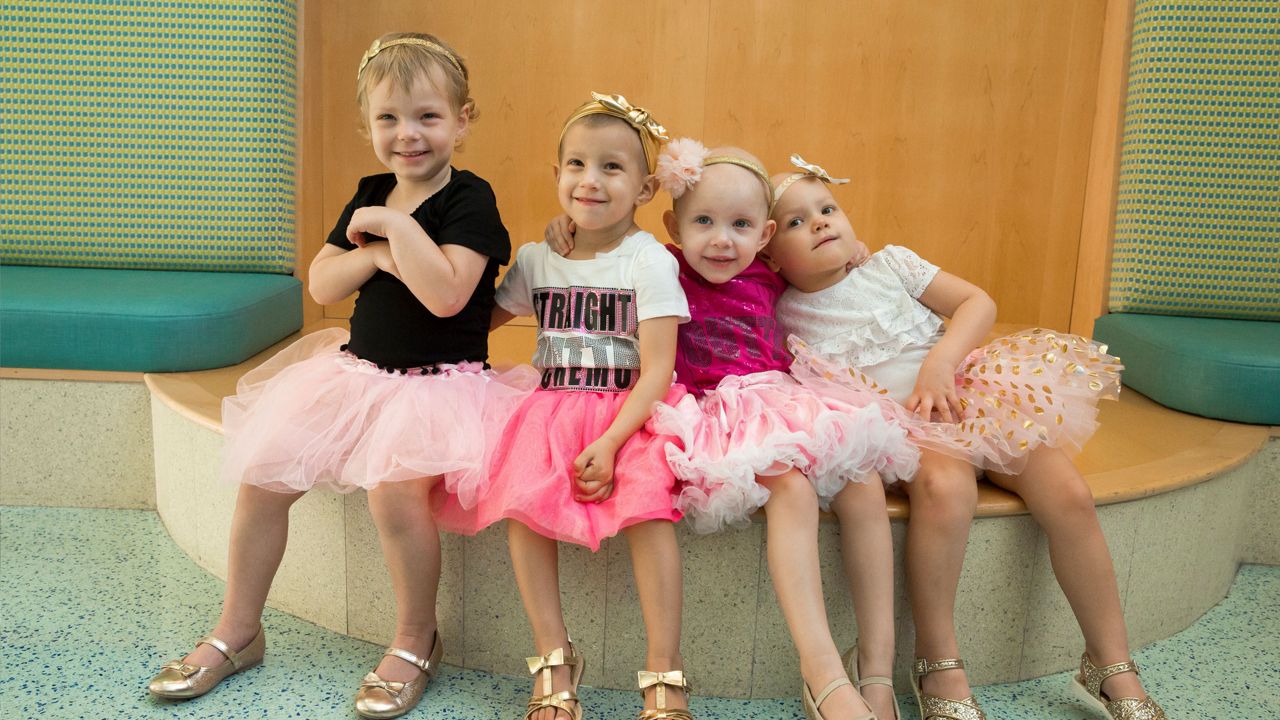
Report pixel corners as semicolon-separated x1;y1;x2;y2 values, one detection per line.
647;139;921;720
434;92;696;720
768;157;1164;720
148;32;539;720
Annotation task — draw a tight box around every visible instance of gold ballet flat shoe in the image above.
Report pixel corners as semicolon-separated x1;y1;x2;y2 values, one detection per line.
147;626;265;699
637;669;694;720
844;645;900;720
354;631;443;719
524;640;585;720
1070;651;1167;720
910;657;986;720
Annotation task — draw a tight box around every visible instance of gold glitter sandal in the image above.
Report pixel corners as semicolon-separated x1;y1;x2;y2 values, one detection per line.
524;641;585;720
147;626;265;699
353;631;443;719
1070;652;1167;719
845;645;900;720
637;669;694;720
910;657;986;720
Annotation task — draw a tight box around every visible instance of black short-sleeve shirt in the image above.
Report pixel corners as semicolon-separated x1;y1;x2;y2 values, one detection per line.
325;169;510;369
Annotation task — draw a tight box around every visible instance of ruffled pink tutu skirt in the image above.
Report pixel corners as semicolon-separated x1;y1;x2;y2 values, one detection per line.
222;327;539;501
789;328;1123;476
650;371;919;533
433;385;687;551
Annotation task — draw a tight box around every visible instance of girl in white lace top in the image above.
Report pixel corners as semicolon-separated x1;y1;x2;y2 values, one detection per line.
765;156;1165;720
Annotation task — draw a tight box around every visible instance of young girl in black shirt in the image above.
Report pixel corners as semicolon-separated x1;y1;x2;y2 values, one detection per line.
147;33;534;719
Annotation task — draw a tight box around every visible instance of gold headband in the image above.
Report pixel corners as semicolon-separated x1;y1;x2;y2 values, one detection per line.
559;92;668;172
704;155;775;211
771;154;850;206
357;37;463;80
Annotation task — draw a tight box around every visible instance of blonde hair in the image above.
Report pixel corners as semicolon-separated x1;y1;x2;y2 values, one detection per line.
356;32;477;131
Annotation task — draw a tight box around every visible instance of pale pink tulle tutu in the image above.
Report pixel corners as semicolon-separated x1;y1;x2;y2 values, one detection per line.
222;327;539;501
650;371;919;533
433;385;688;551
789;328;1123;476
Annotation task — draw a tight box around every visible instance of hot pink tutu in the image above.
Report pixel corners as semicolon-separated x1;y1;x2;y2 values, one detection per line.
789;328;1123;476
222;327;538;501
650;371;919;533
433;385;688;551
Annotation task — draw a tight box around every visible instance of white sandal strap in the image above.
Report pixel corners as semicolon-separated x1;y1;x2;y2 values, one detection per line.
858;674;894;689
814;677;853;708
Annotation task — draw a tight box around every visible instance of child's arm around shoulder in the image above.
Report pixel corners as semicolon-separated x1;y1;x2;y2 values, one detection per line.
909;267;996;422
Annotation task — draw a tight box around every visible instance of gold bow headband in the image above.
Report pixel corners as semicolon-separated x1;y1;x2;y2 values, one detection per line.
357;37;463;80
560;92;669;172
771;154;850;206
706;155;774;211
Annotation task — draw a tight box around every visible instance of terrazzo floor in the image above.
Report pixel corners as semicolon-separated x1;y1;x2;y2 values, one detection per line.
1;506;1276;719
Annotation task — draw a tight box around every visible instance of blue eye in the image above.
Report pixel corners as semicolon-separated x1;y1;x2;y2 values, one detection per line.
821;205;836;215
787;216;804;228
376;113;394;121
733;218;751;229
566;158;584;167
604;161;623;171
693;216;712;225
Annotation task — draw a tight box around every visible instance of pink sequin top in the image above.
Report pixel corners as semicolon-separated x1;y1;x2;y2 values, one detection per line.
668;244;791;395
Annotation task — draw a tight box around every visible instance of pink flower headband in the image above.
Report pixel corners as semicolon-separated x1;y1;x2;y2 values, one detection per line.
655;138;774;211
770;154;850;206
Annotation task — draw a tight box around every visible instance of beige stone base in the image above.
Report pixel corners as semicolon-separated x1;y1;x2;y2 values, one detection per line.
147;393;1277;697
0;378;154;509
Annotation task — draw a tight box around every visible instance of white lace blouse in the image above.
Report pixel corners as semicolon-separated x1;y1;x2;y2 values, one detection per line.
776;245;943;371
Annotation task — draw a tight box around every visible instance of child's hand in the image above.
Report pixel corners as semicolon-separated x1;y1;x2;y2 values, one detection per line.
346;206;411;248
572;436;619;503
844;240;871;272
544;214;576;257
362;241;401;280
905;359;963;423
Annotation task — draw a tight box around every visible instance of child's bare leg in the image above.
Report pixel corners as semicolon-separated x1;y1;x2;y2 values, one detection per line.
366;477;441;682
509;520;573;720
900;451;978;701
621;519;687;711
830;474;896;719
987;447;1146;701
186;484;304;667
761;469;872;717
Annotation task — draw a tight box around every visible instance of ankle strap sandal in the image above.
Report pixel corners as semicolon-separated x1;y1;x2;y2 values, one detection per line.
637;669;694;720
1070;652;1167;719
910;658;986;720
844;646;900;720
524;641;585;720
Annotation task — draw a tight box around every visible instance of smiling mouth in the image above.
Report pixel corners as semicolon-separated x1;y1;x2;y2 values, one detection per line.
705;256;736;264
396;150;428;158
813;235;839;249
575;197;605;206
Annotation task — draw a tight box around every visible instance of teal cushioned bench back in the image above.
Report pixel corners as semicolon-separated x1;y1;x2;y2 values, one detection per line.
1109;0;1280;320
0;1;296;273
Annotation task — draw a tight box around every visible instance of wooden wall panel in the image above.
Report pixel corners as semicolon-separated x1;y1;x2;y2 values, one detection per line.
300;1;1114;358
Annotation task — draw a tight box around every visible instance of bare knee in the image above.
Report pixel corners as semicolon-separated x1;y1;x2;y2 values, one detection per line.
906;463;976;527
762;470;820;517
236;483;304;517
368;478;435;533
830;475;888;524
1049;475;1098;523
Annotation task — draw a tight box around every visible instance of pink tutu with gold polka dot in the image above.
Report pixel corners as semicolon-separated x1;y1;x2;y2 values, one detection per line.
788;328;1123;476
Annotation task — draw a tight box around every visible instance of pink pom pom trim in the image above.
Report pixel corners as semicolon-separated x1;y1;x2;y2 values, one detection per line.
655;138;710;198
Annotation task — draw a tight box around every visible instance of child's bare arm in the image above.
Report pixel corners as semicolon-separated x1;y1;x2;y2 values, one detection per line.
346;206;489;317
572;315;679;502
309;243;391;305
909;271;996;421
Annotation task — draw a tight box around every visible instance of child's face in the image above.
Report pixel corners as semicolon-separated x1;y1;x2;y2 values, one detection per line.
366;70;467;187
664;164;775;284
556;120;655;233
766;178;860;286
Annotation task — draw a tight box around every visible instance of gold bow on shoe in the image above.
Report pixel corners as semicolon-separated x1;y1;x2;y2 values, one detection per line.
636;669;694;720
